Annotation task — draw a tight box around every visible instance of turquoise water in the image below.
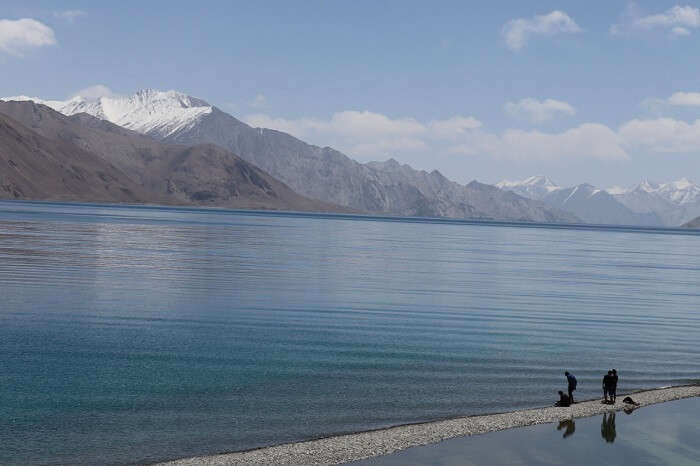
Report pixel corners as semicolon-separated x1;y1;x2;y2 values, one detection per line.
354;397;700;466
1;201;699;465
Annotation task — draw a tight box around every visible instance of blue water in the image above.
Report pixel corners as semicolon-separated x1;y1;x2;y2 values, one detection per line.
1;201;699;465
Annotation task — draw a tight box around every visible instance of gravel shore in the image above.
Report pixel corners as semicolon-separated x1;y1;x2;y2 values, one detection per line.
156;384;700;466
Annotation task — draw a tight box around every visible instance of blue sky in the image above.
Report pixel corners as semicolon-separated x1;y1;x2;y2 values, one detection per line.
2;1;700;187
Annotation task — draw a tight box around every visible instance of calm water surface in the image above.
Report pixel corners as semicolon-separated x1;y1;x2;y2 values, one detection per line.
1;201;699;465
353;397;700;466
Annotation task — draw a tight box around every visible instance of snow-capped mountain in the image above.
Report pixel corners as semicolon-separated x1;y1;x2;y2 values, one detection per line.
500;175;700;226
498;177;663;226
3;89;212;139
496;175;560;200
620;178;700;206
607;179;700;226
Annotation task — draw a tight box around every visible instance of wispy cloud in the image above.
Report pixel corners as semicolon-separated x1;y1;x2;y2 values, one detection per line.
502;10;581;51
635;5;700;30
620;117;700;153
505;98;576;123
612;4;700;38
244;111;481;159
451;124;627;161
54;10;87;23
0;18;56;56
641;91;700;112
250;93;267;108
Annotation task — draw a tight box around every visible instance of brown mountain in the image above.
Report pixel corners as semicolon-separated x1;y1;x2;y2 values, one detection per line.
0;101;346;212
0;112;154;203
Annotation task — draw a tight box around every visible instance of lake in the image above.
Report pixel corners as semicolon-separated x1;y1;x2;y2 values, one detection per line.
1;201;699;465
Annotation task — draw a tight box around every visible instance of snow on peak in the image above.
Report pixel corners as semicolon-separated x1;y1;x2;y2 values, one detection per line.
618;178;700;205
605;185;627;195
497;175;558;190
637;179;659;193
2;89;214;138
496;175;561;200
671;177;694;190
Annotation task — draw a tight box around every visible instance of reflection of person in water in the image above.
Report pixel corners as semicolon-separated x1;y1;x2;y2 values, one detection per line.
601;412;616;443
557;419;576;438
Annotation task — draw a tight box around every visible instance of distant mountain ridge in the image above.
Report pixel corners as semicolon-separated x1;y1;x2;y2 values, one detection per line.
497;176;663;226
499;175;700;227
3;90;578;223
609;179;700;226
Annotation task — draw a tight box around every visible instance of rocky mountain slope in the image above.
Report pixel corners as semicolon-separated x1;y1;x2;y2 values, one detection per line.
0;112;153;203
498;176;662;226
682;216;700;228
0;101;344;212
4;90;578;223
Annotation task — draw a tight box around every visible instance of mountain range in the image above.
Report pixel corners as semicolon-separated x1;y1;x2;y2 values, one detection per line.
3;89;697;227
0;100;344;212
2;90;576;223
498;176;700;227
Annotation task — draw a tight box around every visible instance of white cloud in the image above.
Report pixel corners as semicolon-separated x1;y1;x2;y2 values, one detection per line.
620;118;700;153
54;10;87;22
635;5;700;29
250;93;267;108
668;91;700;106
621;5;700;37
451;123;627;161
643;91;700;111
671;26;691;37
502;10;581;51
246;111;425;139
245;111;482;159
0;18;56;55
429;116;482;139
71;85;116;100
245;107;700;164
505;97;576;123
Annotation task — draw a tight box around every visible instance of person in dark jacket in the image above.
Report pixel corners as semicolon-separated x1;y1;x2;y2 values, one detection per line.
610;369;618;403
602;370;614;403
565;371;577;403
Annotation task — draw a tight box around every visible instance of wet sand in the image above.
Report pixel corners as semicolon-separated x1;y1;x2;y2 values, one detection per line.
155;384;700;466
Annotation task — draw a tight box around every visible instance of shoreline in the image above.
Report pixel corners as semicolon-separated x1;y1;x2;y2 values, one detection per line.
4;199;700;235
156;384;700;466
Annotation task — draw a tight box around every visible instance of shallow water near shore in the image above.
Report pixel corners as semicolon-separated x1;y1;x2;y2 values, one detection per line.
352;396;700;466
1;201;700;465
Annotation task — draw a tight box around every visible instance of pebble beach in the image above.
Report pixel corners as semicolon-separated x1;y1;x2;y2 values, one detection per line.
156;384;700;466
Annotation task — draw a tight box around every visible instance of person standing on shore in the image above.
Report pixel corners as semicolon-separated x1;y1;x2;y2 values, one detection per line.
602;370;614;403
565;371;577;403
610;369;618;403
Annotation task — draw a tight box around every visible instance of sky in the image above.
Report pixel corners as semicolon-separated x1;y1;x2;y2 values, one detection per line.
2;1;700;188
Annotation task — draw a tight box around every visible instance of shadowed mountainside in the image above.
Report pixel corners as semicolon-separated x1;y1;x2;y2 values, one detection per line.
682;216;700;228
0;101;347;212
0;112;154;203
